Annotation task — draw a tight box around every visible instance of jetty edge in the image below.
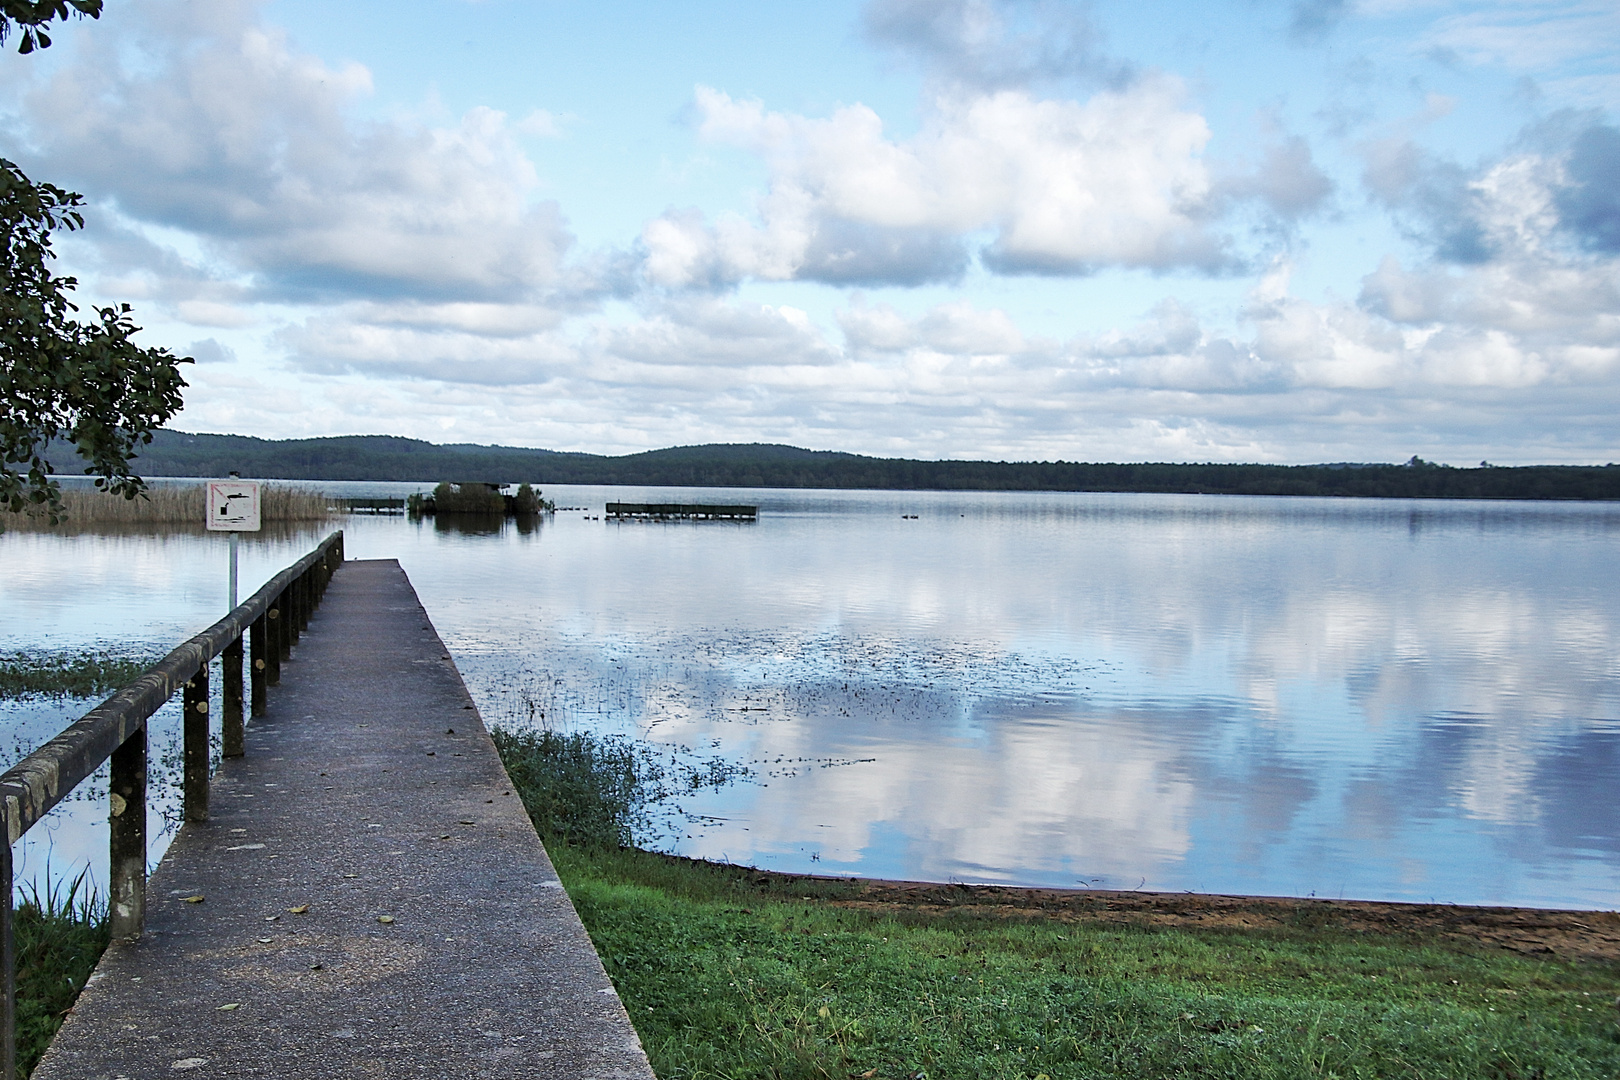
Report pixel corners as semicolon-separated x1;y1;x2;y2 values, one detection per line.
32;559;654;1079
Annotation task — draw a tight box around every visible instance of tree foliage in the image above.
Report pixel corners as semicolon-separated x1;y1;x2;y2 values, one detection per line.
1;157;190;523
87;431;1620;501
0;0;101;53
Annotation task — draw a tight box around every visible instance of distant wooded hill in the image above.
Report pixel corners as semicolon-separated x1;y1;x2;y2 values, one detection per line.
48;430;1620;501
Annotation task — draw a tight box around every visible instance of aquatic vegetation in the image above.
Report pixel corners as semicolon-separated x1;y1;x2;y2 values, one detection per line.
407;481;554;516
0;649;157;700
0;482;331;528
490;727;749;851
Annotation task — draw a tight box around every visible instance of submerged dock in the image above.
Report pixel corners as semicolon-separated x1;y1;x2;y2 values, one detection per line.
34;560;653;1079
605;502;757;520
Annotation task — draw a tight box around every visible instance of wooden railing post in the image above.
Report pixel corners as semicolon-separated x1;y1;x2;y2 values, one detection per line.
2;830;14;1080
109;727;147;942
288;575;302;646
267;600;284;684
183;667;210;823
222;636;245;758
276;589;292;663
250;614;267;716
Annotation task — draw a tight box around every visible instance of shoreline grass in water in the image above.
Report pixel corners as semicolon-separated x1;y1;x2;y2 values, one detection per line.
0;649;160;701
1;482;332;529
491;728;749;850
494;728;1620;1080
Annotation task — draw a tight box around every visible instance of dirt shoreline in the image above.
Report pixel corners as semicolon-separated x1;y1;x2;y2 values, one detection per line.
715;861;1620;962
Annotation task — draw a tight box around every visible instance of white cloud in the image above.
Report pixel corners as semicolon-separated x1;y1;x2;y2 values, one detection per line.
592;297;843;372
643;77;1224;287
12;0;573;305
862;0;1131;91
1424;0;1620;75
4;0;1612;466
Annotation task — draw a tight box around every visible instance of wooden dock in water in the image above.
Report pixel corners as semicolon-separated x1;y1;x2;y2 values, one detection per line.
605;502;757;520
30;559;653;1080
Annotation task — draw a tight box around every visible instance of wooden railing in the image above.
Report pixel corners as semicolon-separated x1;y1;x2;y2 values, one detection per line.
0;530;345;1079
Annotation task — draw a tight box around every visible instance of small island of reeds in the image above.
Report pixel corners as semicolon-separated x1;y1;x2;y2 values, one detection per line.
406;481;554;517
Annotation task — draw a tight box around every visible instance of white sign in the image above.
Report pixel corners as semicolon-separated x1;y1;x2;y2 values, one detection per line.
206;480;262;532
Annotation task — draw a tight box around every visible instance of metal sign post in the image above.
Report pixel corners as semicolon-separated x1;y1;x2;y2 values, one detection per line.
206;479;262;610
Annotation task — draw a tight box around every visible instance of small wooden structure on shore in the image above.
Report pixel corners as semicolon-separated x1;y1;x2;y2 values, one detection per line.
606;502;757;521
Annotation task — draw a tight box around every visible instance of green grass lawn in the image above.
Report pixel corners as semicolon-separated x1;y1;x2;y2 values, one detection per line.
555;844;1620;1080
496;728;1620;1080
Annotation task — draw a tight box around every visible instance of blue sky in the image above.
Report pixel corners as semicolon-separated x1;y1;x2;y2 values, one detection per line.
3;0;1617;463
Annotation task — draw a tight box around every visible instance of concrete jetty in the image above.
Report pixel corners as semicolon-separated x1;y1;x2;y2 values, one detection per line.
34;559;655;1080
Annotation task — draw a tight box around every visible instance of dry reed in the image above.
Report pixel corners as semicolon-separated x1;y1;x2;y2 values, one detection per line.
1;483;334;528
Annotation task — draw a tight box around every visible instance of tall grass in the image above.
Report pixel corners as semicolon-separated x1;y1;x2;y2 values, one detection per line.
1;483;332;528
14;870;109;1077
491;728;750;850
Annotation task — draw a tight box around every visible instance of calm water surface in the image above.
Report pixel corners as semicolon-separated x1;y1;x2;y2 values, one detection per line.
2;485;1617;909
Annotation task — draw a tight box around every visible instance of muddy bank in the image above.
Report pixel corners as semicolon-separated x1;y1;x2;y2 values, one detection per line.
710;860;1620;962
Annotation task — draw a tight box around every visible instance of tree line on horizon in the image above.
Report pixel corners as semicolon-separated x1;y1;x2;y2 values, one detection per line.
44;430;1620;502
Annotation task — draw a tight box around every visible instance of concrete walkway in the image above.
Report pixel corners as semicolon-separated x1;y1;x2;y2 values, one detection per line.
36;559;655;1080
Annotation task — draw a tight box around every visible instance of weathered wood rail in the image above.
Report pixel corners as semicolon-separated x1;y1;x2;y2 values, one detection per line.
606;502;757;520
0;530;344;1080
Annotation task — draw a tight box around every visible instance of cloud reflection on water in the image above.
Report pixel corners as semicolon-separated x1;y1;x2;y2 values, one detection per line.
440;490;1618;908
4;488;1617;908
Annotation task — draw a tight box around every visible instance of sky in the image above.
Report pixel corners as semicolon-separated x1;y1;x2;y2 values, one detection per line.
2;0;1617;464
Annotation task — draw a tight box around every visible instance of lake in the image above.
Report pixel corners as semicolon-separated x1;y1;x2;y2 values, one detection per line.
3;484;1617;910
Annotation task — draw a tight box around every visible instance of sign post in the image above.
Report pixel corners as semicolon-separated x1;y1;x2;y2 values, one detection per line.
206;479;262;610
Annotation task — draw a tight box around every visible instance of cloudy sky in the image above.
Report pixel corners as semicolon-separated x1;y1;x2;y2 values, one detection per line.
3;0;1617;463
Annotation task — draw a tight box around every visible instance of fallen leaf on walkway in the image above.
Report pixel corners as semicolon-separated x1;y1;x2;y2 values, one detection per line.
264;915;280;922
182;895;205;904
217;1003;240;1011
377;915;395;924
288;905;310;914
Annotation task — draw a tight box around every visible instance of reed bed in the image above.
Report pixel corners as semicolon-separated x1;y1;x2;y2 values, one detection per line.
2;483;333;528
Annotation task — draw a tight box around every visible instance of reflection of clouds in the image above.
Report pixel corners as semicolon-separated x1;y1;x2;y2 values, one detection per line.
678;703;1196;887
8;493;1619;906
449;493;1620;904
